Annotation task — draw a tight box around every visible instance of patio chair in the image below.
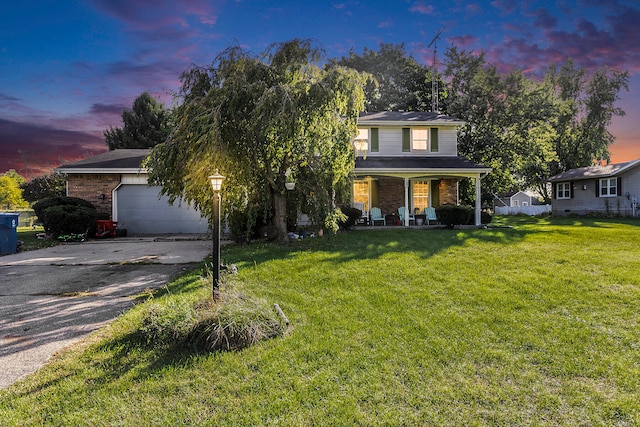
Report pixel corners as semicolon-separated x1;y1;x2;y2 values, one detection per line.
424;207;438;225
353;202;368;225
398;206;415;225
370;207;386;226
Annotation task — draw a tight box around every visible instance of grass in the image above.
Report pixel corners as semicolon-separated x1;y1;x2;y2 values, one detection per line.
17;226;59;251
1;216;639;425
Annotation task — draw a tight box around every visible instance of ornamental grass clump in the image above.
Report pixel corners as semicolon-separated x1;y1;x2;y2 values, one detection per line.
188;279;287;352
139;299;197;347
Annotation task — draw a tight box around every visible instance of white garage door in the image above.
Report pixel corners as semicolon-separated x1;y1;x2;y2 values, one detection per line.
116;185;209;235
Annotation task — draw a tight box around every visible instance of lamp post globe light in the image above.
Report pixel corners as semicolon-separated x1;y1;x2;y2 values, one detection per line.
208;170;225;300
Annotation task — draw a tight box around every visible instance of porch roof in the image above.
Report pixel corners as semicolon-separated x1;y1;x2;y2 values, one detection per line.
354;156;491;178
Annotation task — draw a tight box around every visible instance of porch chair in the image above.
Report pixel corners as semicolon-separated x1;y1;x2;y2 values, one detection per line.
398;206;415;225
369;207;386;226
353;202;368;225
424;207;438;225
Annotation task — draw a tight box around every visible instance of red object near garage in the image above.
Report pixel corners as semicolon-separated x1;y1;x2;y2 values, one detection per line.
95;220;118;238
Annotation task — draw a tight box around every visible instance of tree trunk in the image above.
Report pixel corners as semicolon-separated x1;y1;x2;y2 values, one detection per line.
272;191;288;241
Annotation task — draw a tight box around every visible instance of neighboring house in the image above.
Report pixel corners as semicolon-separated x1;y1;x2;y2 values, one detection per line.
57;149;209;235
352;111;491;226
547;158;640;216
493;191;532;208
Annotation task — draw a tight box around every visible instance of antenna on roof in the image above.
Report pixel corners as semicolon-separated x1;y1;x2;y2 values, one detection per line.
428;27;445;113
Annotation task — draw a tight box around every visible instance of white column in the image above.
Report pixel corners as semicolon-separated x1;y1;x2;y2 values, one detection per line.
475;177;482;226
404;178;410;226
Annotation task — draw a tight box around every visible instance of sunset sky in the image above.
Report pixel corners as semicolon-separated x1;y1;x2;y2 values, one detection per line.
1;0;639;179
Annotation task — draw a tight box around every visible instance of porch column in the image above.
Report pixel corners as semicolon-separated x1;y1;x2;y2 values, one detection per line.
475;176;481;226
404;178;410;226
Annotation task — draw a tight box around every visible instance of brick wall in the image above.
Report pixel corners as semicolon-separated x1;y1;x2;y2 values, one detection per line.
377;177;459;216
439;179;458;205
66;174;121;217
378;177;404;215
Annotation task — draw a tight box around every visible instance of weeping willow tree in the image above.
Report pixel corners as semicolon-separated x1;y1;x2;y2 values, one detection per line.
146;39;369;241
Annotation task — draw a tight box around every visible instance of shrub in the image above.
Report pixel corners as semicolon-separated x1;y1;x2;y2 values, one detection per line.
435;204;473;227
338;205;362;230
324;208;348;234
140;299;197;346
33;196;97;234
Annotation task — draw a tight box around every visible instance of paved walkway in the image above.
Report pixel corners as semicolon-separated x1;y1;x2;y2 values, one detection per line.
0;236;212;388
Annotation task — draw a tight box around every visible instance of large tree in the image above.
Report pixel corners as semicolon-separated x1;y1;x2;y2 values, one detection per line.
20;172;66;203
146;39;369;241
332;43;435;112
0;170;29;209
104;92;171;150
442;48;628;203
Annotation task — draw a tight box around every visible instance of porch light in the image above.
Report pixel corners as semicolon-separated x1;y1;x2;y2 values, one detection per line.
208;170;225;193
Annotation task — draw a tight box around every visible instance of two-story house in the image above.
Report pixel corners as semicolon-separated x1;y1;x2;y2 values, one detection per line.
352;111;491;226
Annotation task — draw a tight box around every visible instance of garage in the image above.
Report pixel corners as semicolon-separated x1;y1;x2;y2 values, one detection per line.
115;184;209;235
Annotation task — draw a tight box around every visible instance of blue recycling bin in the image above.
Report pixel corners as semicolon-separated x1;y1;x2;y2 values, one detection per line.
0;213;20;255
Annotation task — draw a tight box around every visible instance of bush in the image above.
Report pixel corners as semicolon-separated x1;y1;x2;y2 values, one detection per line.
43;204;97;235
435;204;473;227
33;196;97;235
338;205;362;230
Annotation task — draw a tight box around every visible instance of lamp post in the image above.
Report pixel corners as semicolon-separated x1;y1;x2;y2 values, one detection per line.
208;170;225;300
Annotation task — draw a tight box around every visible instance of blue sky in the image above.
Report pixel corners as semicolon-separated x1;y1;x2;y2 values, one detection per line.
1;0;639;177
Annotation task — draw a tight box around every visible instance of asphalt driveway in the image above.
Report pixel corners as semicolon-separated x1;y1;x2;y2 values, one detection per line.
0;236;212;389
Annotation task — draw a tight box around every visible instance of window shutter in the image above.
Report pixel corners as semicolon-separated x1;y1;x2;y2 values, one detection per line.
595;179;600;197
402;128;410;152
552;183;556;199
570;181;574;199
371;128;379;152
430;128;439;152
617;177;622;196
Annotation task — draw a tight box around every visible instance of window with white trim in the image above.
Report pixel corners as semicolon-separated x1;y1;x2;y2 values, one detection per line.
599;178;617;197
412;181;430;212
411;127;429;151
556;182;571;199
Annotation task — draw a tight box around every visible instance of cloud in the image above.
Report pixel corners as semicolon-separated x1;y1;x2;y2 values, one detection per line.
90;0;218;31
0;93;21;102
529;7;557;30
409;2;434;15
0;118;106;176
89;103;127;116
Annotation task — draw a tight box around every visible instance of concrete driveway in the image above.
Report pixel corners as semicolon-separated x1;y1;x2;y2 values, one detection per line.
0;236;212;389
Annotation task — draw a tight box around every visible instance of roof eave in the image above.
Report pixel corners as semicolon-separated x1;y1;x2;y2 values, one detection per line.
358;120;465;127
56;167;148;174
354;167;491;178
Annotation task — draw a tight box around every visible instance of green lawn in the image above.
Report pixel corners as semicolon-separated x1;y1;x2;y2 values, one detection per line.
2;217;639;425
17;226;59;251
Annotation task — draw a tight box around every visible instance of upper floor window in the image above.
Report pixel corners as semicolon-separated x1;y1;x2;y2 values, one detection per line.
556;182;571;199
599;178;618;197
403;127;439;152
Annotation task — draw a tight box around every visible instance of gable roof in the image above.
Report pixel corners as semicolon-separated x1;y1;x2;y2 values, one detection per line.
359;111;465;126
57;149;150;173
547;158;640;182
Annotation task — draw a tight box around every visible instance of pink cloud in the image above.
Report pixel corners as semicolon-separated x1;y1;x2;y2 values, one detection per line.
409;2;434;15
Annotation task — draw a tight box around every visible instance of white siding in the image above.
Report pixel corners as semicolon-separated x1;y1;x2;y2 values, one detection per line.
364;126;458;156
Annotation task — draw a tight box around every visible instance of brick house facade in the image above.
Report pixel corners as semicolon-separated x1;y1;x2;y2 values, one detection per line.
66;174;121;216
